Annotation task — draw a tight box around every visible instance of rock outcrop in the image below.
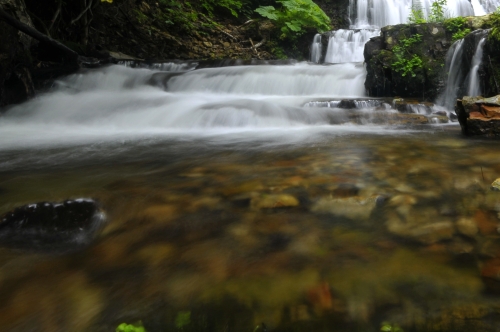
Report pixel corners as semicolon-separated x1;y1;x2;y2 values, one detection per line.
364;23;452;100
456;95;500;136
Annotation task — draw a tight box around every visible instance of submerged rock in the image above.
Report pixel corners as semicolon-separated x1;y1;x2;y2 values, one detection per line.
481;258;500;293
0;199;105;252
491;178;500;191
456;217;479;238
312;195;383;221
250;194;299;209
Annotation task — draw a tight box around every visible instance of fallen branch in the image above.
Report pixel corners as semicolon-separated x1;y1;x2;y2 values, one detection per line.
238;19;255;29
253;38;266;49
249;37;266;55
216;26;237;41
0;8;79;60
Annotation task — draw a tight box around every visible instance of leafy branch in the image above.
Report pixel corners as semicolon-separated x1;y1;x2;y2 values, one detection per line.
391;34;423;77
444;16;470;41
255;0;330;39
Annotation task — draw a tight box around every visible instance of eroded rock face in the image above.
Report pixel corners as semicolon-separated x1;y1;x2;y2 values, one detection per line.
0;199;106;252
456;95;500;136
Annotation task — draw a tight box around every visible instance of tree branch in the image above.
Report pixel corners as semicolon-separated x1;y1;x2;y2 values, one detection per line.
70;0;94;25
49;0;62;32
0;8;79;60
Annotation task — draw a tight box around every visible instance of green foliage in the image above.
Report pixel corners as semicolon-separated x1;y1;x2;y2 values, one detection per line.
428;0;447;22
200;0;243;18
175;311;191;329
408;0;426;24
116;322;146;332
444;16;470;41
159;0;194;29
255;0;331;39
391;34;424;77
408;0;447;24
157;0;243;33
489;7;500;43
135;10;149;24
381;321;404;332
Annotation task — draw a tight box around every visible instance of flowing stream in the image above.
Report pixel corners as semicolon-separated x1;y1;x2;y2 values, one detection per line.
2;1;500;332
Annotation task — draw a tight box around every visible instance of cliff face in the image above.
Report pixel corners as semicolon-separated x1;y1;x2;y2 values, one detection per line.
364;23;452;101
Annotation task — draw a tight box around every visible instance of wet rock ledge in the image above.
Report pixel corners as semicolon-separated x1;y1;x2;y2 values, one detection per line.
456;95;500;136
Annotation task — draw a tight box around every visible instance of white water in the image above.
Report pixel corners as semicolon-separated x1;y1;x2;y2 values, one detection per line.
437;39;465;110
318;0;499;65
324;29;380;63
0;64;372;149
467;35;487;97
437;30;488;109
311;34;322;64
348;0;493;29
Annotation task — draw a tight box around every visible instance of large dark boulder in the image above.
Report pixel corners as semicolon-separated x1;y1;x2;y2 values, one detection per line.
364;23;453;100
0;199;106;252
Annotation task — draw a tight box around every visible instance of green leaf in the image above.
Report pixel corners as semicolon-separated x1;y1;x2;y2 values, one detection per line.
255;0;330;39
116;322;146;332
255;6;278;20
285;21;302;32
175;311;191;329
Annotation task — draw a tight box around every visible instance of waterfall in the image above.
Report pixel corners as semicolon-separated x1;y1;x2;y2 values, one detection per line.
437;30;489;109
477;0;500;13
0;63;372;149
313;0;499;64
467;35;487;96
436;39;465;109
347;0;494;29
324;29;380;63
310;34;322;64
349;0;412;29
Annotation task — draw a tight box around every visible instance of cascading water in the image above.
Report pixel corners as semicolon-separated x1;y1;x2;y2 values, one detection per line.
436;29;489;109
0;63;370;149
324;29;380;63
437;39;465;110
467;34;487;96
6;0;500;150
314;0;500;64
310;34;322;63
348;0;495;28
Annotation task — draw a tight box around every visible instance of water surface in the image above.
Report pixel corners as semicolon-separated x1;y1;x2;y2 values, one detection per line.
1;125;500;331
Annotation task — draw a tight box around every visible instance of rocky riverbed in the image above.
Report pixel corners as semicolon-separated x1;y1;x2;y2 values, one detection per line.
1;127;500;331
